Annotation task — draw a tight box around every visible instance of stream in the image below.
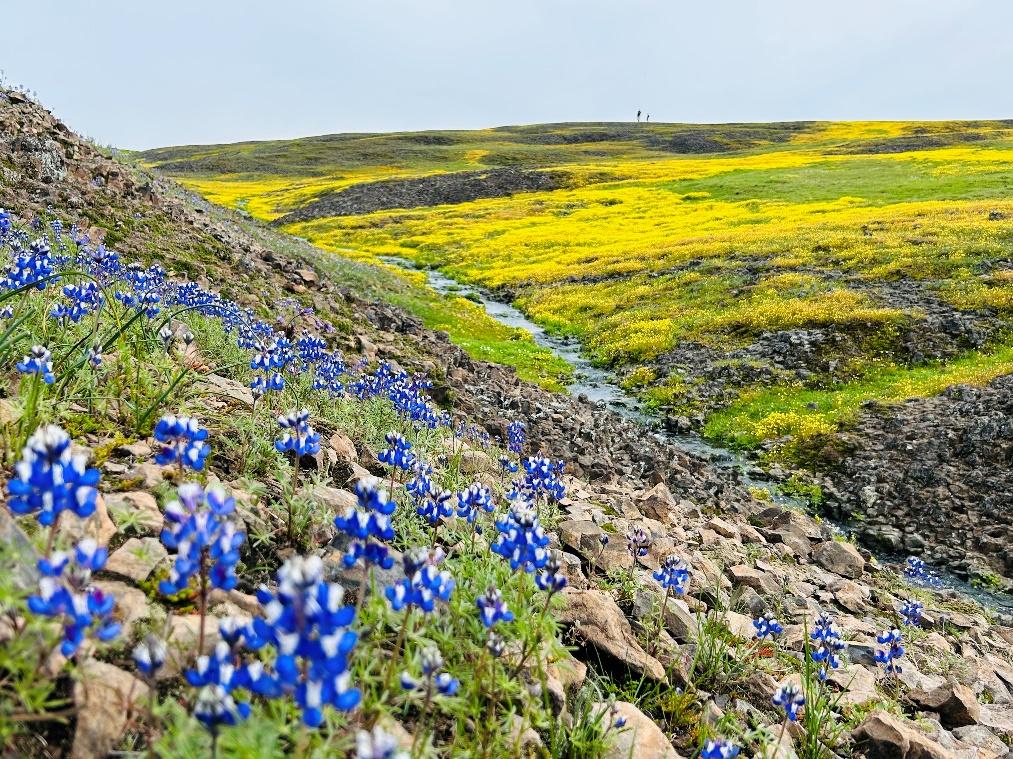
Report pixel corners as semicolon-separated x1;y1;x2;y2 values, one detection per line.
379;255;1013;615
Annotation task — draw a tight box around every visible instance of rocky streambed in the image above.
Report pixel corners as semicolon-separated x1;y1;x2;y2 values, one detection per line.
377;256;1013;612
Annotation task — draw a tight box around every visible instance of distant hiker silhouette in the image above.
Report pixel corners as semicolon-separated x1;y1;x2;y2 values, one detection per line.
637;110;641;122
646;114;650;122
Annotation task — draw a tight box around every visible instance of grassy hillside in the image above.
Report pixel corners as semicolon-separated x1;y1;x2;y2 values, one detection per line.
140;119;1013;457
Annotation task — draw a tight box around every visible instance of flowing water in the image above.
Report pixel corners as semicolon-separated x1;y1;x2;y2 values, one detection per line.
379;255;1013;615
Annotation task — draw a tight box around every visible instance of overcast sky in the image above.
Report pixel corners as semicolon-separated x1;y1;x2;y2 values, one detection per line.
4;0;1011;149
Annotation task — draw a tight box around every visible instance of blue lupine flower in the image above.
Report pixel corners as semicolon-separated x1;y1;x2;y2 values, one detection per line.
401;646;459;697
3;238;53;291
378;432;415;471
506;420;526;455
772;684;805;722
899;599;924;627
512;456;566;502
875;628;904;674
536;551;569;595
334;481;396;570
27;538;120;656
653;555;690;593
753;615;785;640
153;414;211;471
251;555;361;727
386;547;455;613
8;424;100;525
627;525;651;559
159;483;245;595
810;613;846;681
132;634;168;676
904;556;943;587
0;208;10;236
701;739;741;759
87;343;103;368
251;372;285;400
356;725;408;759
417;487;454;526
491;500;550;573
16;345;55;384
275;409;321;458
456;483;494;524
405;461;435;503
0;305;13;319
114;262;162;318
499;455;519;474
50;281;104;323
475;586;515;628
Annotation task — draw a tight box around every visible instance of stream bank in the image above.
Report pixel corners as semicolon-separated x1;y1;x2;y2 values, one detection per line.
378;255;1013;615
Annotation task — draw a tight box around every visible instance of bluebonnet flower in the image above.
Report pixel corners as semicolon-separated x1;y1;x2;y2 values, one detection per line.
334;481;396;570
809;613;846;681
627;525;651;559
506;420;526;455
251;556;361;727
312;352;346;396
275;409;321;458
27;538;120;656
50;218;63;242
476;586;515;628
132;633;168;676
513;456;566;502
356;726;409;759
153;414;211;472
251;371;284;400
3;238;53;291
404;461;435;503
536;551;569;595
904;556;943;587
486;631;507;658
753;615;785;640
296;332;327;366
0;208;10;236
87;342;103;368
491;500;550;573
114;262;162;318
417;487;454;527
158;483;245;595
8;424;100;525
17;345;55;384
653;555;690;594
456;483;494;524
378;432;415;471
875;628;904;675
772;683;805;721
50;281;103;323
158;324;174;350
701;739;741;759
499;455;519;474
386;547;456;613
400;646;459;697
0;305;13;319
899;599;924;627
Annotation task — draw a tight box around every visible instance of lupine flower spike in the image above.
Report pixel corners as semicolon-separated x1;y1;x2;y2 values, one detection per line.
899;599;924;627
875;628;905;676
701;739;741;759
809;612;846;681
153;414;211;473
649;555;690;654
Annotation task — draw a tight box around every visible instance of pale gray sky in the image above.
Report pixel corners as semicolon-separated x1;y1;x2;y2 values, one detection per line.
4;0;1011;149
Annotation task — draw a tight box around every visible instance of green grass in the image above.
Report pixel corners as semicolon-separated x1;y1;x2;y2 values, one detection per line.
704;336;1013;452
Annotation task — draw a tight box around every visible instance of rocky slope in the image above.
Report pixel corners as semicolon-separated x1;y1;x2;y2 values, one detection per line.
2;89;1013;758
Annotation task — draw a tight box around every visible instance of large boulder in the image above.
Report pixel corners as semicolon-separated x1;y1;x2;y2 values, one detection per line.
72;660;150;759
558;589;666;681
634;482;680;524
910;682;981;729
597;701;684;759
853;711;960;759
812;540;866;579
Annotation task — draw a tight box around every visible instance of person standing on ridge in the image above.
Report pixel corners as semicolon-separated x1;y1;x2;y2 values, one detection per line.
637;109;641;122
646;114;650;122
